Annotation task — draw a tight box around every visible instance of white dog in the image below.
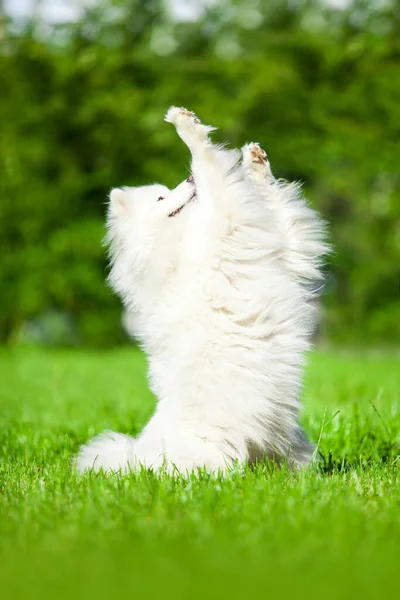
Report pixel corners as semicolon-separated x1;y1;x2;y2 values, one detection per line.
76;107;328;474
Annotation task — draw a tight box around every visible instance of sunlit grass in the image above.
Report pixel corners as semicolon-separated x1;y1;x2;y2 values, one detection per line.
0;348;399;599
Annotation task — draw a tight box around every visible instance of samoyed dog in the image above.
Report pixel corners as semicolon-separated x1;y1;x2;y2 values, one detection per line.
76;106;328;474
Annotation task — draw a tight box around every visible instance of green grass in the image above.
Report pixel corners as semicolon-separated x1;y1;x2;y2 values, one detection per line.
0;347;399;599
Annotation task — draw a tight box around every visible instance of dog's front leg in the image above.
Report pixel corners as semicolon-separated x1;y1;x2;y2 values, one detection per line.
165;106;226;211
165;106;215;153
241;142;329;283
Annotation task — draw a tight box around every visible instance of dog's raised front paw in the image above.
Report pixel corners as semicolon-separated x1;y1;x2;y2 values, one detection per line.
165;106;201;126
242;142;274;182
165;106;216;148
249;143;268;165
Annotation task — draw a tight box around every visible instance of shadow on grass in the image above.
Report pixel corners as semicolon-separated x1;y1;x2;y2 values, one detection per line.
317;438;400;474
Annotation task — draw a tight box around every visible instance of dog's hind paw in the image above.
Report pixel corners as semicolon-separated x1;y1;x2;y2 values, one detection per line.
242;142;274;183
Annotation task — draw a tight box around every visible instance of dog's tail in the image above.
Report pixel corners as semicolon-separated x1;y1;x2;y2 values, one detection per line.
75;430;136;474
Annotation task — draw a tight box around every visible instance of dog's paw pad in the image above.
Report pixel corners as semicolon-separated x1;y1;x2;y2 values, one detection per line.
178;107;201;123
165;106;201;126
248;143;268;165
165;106;216;144
242;143;273;181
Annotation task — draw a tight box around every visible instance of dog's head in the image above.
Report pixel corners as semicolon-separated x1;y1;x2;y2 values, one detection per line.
106;177;197;290
108;176;196;228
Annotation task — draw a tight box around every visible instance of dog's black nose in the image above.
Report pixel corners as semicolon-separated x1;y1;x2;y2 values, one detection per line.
186;175;194;183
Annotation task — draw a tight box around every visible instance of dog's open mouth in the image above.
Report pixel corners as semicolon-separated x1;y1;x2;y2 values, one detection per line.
168;189;197;218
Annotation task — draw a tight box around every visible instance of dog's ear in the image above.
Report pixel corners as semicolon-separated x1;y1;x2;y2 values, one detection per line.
109;188;128;216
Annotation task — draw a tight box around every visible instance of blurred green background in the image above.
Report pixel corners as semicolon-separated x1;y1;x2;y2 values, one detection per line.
1;0;399;347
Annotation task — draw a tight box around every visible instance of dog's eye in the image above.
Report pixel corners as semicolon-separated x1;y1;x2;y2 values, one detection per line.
157;196;165;202
186;175;194;183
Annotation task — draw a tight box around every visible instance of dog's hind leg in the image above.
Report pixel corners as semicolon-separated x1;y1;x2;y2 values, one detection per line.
242;142;329;285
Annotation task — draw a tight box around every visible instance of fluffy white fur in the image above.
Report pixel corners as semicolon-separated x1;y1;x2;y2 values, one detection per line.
76;107;329;475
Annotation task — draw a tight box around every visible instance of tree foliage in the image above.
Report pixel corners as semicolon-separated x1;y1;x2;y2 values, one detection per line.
1;0;399;345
